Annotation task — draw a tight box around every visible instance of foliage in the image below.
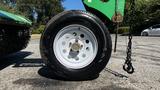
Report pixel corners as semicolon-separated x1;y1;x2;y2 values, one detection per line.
116;27;129;34
123;0;160;35
31;25;45;34
16;0;64;23
0;0;64;34
0;1;24;16
0;0;64;24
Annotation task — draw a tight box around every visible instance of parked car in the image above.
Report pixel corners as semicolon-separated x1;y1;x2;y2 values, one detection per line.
141;24;160;36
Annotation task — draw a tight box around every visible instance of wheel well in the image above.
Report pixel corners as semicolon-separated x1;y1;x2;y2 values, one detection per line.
142;32;149;35
83;4;114;33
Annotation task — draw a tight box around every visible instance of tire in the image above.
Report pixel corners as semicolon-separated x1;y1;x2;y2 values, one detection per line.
40;10;112;80
0;26;30;57
142;32;148;36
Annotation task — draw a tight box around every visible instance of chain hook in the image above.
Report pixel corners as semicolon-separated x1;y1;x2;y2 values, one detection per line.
123;61;134;74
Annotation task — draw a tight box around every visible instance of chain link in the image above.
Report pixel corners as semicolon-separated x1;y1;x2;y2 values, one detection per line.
123;0;135;74
123;33;134;74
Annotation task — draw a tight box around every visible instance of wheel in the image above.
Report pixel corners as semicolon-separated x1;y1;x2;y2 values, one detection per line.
142;32;148;36
0;26;30;57
40;10;112;80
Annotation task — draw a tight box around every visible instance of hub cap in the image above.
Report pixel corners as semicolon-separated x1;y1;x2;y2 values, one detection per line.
53;24;98;69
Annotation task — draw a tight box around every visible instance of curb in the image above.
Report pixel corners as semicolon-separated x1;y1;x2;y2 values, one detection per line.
31;34;41;39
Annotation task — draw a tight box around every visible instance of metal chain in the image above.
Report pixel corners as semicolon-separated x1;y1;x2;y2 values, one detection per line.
123;0;135;74
123;33;134;74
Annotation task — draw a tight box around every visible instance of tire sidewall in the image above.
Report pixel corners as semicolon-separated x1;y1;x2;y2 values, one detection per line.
40;11;112;78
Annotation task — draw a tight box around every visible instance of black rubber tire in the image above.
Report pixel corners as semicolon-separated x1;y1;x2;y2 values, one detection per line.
0;26;30;57
40;10;112;80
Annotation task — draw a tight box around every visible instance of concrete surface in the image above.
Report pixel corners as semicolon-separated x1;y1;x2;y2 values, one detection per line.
0;35;160;90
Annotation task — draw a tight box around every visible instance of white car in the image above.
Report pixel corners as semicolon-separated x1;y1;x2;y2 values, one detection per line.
141;24;160;36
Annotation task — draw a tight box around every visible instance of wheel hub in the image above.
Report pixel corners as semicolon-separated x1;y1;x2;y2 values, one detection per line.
53;24;98;69
71;41;81;52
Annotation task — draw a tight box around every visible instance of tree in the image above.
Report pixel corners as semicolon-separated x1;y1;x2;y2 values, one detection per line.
123;0;160;35
16;0;65;24
0;0;23;15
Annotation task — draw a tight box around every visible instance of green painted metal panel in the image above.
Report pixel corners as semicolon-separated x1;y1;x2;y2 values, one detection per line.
0;10;32;26
83;0;126;20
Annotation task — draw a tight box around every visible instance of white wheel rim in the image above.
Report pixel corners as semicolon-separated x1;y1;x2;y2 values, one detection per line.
53;24;98;69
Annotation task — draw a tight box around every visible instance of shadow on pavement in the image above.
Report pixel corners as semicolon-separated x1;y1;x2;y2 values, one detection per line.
104;68;128;78
38;67;128;81
13;58;44;67
0;51;128;81
0;51;44;70
38;66;99;81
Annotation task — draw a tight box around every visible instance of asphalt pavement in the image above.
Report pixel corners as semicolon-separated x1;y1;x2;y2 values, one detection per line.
0;35;160;90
